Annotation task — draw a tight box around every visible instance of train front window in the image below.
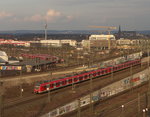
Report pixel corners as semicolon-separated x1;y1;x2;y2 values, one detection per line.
35;86;40;89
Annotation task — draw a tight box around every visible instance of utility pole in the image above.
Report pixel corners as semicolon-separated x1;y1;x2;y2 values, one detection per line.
90;74;93;115
130;64;133;92
20;70;23;98
138;93;141;117
45;20;47;40
47;72;52;102
77;99;81;117
111;66;114;81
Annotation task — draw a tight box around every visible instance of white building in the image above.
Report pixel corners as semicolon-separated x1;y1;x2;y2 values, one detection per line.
61;40;77;47
31;39;77;47
81;40;90;48
40;40;62;47
82;34;116;49
0;51;8;63
89;34;116;40
0;39;30;47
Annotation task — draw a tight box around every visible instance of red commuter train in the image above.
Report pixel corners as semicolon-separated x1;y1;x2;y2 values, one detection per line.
34;59;141;93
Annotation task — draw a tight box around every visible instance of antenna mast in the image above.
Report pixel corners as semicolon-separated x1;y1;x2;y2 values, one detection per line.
45;20;47;40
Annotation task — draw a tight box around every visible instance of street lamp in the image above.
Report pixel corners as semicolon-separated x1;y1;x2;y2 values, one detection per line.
142;109;146;117
20;70;23;97
121;105;124;117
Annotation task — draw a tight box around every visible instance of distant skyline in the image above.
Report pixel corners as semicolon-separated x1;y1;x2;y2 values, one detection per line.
0;0;150;31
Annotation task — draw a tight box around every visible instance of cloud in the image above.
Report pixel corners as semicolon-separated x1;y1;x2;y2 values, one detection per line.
46;9;61;21
24;14;43;22
67;15;74;20
23;9;74;23
23;9;62;22
0;11;13;19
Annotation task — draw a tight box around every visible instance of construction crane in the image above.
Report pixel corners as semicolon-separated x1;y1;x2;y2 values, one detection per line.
89;26;117;49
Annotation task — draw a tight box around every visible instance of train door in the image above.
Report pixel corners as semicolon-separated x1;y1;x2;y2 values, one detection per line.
84;74;88;80
118;65;121;70
62;80;67;86
93;72;97;77
50;83;54;89
55;82;61;88
101;70;104;75
40;85;46;92
99;70;102;76
107;67;111;73
79;76;83;81
103;69;106;74
68;79;73;84
74;77;78;83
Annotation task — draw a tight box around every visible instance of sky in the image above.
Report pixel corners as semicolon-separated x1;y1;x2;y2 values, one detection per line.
0;0;150;30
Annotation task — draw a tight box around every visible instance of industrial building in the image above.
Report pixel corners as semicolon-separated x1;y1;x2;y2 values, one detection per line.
0;39;30;47
89;34;115;40
30;39;77;47
82;34;116;50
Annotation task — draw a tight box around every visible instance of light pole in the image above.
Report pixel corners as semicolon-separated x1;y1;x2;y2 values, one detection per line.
20;70;23;97
142;109;146;117
90;74;93;115
47;72;52;102
130;64;133;92
121;105;124;117
71;78;76;93
47;86;50;102
111;66;114;81
138;93;141;117
77;99;81;117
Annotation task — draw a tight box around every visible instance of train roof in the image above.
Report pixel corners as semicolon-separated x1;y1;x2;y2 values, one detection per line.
36;58;141;86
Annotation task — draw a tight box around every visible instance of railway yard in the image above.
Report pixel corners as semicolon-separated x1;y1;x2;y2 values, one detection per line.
1;0;150;116
1;59;149;117
0;45;150;117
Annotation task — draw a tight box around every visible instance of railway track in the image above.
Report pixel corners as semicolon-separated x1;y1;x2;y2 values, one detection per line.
0;54;129;78
3;63;148;117
62;82;149;117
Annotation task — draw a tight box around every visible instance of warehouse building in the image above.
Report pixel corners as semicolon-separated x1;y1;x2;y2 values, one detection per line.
82;34;116;50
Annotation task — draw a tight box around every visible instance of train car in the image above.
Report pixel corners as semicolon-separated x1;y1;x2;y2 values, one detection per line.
34;58;141;94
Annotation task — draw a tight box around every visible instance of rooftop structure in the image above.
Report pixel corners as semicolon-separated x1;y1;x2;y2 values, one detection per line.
0;39;30;47
89;34;116;40
0;51;8;63
30;39;77;47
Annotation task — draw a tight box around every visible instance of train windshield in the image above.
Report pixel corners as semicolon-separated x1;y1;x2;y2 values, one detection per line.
35;82;41;89
35;86;40;89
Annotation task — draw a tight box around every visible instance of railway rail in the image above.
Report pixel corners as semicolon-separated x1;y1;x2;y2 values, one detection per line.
62;82;149;117
1;51;142;78
3;63;148;117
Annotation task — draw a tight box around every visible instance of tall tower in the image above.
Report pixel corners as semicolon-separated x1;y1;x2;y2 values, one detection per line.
45;21;47;40
118;25;121;39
